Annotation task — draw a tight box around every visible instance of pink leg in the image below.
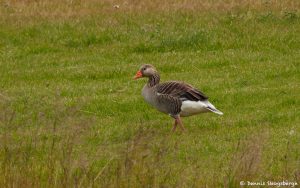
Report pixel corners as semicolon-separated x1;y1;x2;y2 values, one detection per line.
176;117;185;131
172;119;178;132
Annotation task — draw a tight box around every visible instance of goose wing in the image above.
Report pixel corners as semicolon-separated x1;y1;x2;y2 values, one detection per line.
155;81;208;101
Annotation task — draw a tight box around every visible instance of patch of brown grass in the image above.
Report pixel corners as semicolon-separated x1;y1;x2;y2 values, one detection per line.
224;130;269;187
0;96;95;187
91;127;183;187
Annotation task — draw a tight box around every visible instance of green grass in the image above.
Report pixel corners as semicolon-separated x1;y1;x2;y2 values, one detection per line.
0;1;300;187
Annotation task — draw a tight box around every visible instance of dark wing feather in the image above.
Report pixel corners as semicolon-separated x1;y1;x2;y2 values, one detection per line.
155;81;208;101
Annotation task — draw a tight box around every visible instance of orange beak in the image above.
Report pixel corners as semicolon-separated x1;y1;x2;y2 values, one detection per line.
133;70;143;80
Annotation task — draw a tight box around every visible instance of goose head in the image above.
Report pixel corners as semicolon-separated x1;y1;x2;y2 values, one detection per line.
133;64;157;79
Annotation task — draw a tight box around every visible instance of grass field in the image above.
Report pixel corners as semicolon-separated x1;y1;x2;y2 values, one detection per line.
0;0;300;187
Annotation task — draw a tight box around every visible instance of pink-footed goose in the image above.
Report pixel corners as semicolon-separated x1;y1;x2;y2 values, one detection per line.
134;64;223;131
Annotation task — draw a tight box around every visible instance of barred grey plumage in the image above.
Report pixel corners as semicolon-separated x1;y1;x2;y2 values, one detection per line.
134;64;223;131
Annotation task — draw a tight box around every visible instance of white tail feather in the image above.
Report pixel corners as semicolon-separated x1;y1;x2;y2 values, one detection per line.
206;107;223;115
203;100;224;115
180;100;223;117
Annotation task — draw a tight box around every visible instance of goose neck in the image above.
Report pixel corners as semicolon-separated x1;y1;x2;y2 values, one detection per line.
148;73;160;87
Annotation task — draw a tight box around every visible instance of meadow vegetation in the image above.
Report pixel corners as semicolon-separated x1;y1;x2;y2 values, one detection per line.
0;0;299;187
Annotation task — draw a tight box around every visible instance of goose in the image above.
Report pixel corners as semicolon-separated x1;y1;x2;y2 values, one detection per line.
134;64;223;131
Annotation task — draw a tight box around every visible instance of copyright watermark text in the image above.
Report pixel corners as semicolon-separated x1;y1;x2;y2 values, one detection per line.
240;180;298;187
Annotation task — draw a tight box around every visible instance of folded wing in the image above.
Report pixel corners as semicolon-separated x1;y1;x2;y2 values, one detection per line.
155;81;208;102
